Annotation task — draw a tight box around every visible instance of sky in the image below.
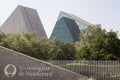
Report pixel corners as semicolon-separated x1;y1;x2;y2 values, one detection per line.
0;0;120;37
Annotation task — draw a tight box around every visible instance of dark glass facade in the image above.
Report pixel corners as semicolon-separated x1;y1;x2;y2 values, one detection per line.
50;11;91;42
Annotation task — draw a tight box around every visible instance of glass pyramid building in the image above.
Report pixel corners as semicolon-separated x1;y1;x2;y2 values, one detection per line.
50;11;91;42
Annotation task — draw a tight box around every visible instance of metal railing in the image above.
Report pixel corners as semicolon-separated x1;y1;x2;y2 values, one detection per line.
47;60;120;80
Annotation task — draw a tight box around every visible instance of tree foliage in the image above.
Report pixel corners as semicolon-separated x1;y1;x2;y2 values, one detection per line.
75;25;120;60
0;24;120;60
0;32;75;60
50;39;75;60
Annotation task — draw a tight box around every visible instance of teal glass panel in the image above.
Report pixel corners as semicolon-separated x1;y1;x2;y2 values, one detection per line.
51;11;90;42
51;18;73;42
57;11;88;30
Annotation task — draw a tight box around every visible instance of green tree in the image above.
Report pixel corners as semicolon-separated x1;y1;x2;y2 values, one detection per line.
75;25;120;60
91;30;120;60
0;32;76;60
50;39;76;60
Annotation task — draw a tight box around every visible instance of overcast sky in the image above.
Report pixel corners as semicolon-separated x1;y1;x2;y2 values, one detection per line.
0;0;120;37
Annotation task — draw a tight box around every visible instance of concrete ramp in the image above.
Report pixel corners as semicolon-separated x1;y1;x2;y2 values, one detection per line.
0;46;87;80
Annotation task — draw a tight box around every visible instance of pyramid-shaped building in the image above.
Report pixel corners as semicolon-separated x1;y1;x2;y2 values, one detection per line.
0;5;47;38
50;11;91;42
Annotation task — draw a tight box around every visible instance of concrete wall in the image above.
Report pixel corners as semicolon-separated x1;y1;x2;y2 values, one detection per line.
0;5;47;39
0;46;87;80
